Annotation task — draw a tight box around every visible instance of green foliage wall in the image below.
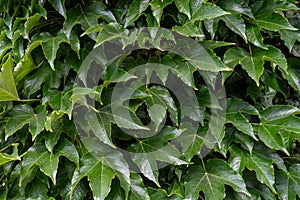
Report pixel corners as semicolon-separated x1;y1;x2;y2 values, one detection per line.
0;0;300;199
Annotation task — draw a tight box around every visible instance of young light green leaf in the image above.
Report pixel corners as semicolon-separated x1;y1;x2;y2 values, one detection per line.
0;144;20;165
184;159;250;200
0;55;20;101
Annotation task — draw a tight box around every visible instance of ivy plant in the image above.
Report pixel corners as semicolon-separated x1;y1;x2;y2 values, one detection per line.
0;0;300;199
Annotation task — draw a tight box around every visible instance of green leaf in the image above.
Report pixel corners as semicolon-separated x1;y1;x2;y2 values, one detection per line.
0;144;20;165
14;53;37;84
24;13;42;39
276;164;300;200
221;14;247;42
64;1;116;39
49;0;67;18
246;24;267;49
129;172;150;200
125;0;150;27
224;45;287;86
226;98;259;140
32;31;79;70
5;104;47;140
151;0;173;25
184;159;250;200
280;58;300;92
279;29;300;52
56;138;79;167
218;0;254;18
229;144;283;193
71;140;130;200
191;2;229;21
129;134;188;186
256;105;300;155
174;0;191;19
20;142;59;185
0;55;20;101
252;0;297;31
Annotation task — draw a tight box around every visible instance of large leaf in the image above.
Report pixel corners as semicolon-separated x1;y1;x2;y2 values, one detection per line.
20;142;59;185
276;164;300;200
226;98;259;140
184;159;250;200
5;104;47;140
224;45;288;86
64;1;116;40
71;139;130;200
125;0;150;27
229;144;286;193
0;55;19;101
252;0;297;31
256;106;300;156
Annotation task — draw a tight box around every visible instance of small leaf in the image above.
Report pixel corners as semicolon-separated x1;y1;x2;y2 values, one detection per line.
246;24;267;49
0;144;20;165
174;0;191;19
24;13;42;39
129;172;150;200
0;55;20;101
221;14;247;42
151;0;173;25
184;159;250;200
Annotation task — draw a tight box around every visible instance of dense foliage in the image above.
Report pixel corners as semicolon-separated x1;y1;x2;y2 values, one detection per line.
0;0;300;199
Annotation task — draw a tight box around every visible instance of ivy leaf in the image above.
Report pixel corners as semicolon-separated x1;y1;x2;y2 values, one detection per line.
24;13;42;39
64;1;116;39
125;0;150;27
55;138;79;167
280;58;300;92
279;29;300;52
71;140;130;200
20;142;59;186
218;0;254;18
246;24;267;49
0;144;20;165
276;164;300;200
226;98;259;140
224;45;287;86
150;0;173;25
184;159;250;200
256;105;300;155
5;104;47;140
229;144;284;193
49;0;67;18
174;0;191;19
129;133;188;186
129;172;150;200
191;2;229;21
0;55;19;101
252;0;297;31
221;14;247;42
32;31;80;70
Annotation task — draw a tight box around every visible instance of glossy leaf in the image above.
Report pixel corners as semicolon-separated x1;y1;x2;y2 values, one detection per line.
276;164;300;200
0;55;19;101
49;0;67;18
184;159;250;200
